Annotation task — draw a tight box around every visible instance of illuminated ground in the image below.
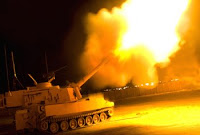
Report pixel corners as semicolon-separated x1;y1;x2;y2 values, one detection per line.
1;89;200;135
64;90;200;135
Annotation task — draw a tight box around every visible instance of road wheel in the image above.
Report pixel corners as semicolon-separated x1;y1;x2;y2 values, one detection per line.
85;116;93;126
40;120;48;131
69;119;77;129
60;121;69;131
50;122;59;134
93;114;100;124
108;109;113;116
78;117;85;127
100;112;107;122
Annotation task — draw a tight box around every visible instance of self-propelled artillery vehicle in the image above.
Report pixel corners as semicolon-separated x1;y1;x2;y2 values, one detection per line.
1;57;114;134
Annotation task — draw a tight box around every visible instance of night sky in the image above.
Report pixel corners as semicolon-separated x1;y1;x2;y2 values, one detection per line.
0;0;125;93
1;0;200;94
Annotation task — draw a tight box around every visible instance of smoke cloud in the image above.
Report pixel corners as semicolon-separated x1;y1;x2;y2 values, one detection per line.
80;8;158;89
158;0;200;88
80;0;193;89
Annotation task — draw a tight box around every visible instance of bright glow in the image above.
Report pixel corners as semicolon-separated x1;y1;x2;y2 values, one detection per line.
114;0;190;63
81;0;190;88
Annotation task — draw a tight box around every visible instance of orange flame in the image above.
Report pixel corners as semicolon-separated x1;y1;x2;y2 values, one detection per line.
81;0;190;89
114;0;190;63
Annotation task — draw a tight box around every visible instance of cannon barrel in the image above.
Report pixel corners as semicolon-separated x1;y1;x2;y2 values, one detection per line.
76;55;111;88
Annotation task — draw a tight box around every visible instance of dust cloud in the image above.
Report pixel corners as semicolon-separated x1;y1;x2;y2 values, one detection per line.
80;0;194;89
159;0;200;88
80;7;158;89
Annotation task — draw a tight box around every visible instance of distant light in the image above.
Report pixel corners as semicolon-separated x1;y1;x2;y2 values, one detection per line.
145;83;149;86
175;79;179;81
151;82;154;86
123;86;128;89
116;88;122;90
141;84;144;86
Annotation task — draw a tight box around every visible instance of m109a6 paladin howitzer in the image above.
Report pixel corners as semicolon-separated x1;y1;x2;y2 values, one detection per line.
1;57;114;134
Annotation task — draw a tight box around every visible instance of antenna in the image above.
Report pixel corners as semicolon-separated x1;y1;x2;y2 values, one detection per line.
4;45;12;96
11;52;24;89
28;74;38;86
45;51;48;76
11;52;16;78
54;65;68;73
43;51;67;81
